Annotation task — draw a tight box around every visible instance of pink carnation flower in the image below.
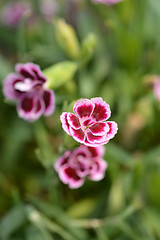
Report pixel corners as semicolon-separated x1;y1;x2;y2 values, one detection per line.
1;1;32;28
154;78;160;102
3;62;55;122
54;145;107;189
60;98;118;147
92;0;123;5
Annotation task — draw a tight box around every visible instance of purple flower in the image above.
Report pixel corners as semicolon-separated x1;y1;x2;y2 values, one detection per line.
1;1;32;28
92;0;123;5
3;63;55;122
60;98;118;147
54;145;107;189
154;78;160;102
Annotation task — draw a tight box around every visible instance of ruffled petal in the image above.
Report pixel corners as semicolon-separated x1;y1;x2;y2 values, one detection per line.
87;132;106;144
88;159;108;181
18;95;44;122
69;177;84;189
59;165;84;189
16;62;46;82
105;121;118;140
85;121;117;146
73;99;95;119
3;73;24;100
83;138;102;147
43;90;55;116
27;62;47;82
54;151;71;171
60;112;71;135
67;113;81;129
70;127;85;143
87;146;105;157
89;122;109;136
16;63;35;80
91;97;111;121
73;145;91;158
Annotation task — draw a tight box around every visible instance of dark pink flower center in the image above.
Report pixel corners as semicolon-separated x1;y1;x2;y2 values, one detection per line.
65;167;80;181
21;97;33;112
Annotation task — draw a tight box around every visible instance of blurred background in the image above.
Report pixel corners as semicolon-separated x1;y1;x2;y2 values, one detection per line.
0;0;160;239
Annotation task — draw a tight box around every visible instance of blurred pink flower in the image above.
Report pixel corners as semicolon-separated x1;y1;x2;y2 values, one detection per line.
3;63;55;122
54;145;107;189
154;78;160;102
92;0;123;5
60;98;118;147
39;0;58;23
1;1;32;28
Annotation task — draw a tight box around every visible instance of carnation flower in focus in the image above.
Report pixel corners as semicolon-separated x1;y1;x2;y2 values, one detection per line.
60;98;118;147
154;78;160;102
3;63;55;122
92;0;123;5
1;1;33;28
54;145;107;189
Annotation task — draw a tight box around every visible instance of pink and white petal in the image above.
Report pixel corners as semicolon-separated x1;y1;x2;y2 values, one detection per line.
91;97;111;121
89;122;109;136
17;95;35;121
87;132;106;144
3;73;24;100
34;97;45;118
82;118;96;127
16;63;35;80
26;62;47;82
69;177;84;189
77;168;89;178
73;145;91;158
18;95;43;122
58;165;72;184
87;146;105;157
58;165;84;188
70;127;85;143
60;112;71;135
89;159;108;181
67;113;81;130
106;121;118;140
83;138;103;147
54;151;71;171
73;99;95;119
43;90;55;116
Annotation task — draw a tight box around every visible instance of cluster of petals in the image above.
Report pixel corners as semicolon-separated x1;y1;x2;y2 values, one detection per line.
1;1;32;28
92;0;123;5
54;145;107;189
3;62;55;122
154;78;160;102
60;98;118;147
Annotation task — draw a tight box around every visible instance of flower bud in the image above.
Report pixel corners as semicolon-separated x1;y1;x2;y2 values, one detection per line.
55;19;80;59
80;33;97;65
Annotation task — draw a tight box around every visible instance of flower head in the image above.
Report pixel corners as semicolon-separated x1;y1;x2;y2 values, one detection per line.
1;1;32;28
54;145;107;189
92;0;123;5
60;98;118;147
3;62;55;122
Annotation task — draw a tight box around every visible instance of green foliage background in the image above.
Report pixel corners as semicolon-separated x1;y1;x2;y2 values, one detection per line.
0;0;160;239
